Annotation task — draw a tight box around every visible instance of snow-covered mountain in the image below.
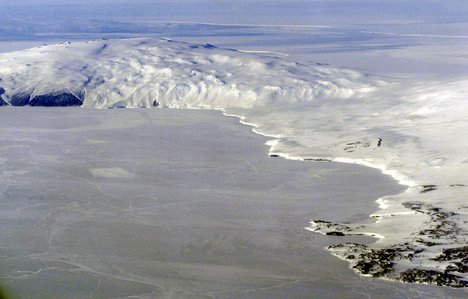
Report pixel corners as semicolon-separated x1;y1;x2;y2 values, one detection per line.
1;38;467;287
0;38;379;108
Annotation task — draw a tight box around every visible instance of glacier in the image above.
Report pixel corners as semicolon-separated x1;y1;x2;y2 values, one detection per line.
0;37;467;286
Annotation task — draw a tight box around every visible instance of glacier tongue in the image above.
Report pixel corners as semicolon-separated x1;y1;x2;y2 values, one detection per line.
1;37;468;287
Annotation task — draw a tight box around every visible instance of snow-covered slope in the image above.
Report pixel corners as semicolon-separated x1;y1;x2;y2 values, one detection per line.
0;39;379;108
0;38;467;287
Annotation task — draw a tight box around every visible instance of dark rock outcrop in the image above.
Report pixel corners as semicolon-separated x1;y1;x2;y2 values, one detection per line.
10;92;31;106
6;91;83;107
0;88;7;106
400;269;468;287
420;184;438;193
29;92;83;106
434;246;468;262
304;158;332;162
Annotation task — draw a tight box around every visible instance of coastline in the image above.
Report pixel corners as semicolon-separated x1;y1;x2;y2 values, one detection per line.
3;107;467;298
218;107;468;287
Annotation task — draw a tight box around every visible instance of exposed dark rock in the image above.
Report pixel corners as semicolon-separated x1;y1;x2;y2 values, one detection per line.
29;92;83;107
152;100;159;107
1;88;84;107
428;209;456;221
400;269;468;287
204;43;216;49
402;201;425;212
420;184;438;193
0;88;7;106
109;103;127;109
445;262;468;273
434;246;468;261
311;220;351;234
314;220;331;224
343;141;371;152
402;202;459;239
415;238;442;247
269;154;279;158
325;231;468;286
304;158;331;162
419;220;459;239
407;249;424;261
450;184;466;187
326;231;345;236
10;92;31;106
95;43;108;55
314;198;467;288
353;248;401;277
377;138;382;147
83;76;105;88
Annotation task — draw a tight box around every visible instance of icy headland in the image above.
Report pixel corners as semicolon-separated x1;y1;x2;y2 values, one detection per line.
0;38;467;287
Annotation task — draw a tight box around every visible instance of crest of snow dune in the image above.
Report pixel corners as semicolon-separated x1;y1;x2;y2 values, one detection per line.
0;38;379;108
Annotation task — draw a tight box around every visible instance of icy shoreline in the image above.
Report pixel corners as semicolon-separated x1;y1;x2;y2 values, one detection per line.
0;38;467;287
227;109;468;287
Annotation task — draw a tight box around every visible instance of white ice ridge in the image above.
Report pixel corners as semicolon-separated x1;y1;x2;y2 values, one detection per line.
0;38;467;285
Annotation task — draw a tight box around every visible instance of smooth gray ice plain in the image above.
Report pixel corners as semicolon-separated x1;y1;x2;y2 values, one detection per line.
0;108;466;299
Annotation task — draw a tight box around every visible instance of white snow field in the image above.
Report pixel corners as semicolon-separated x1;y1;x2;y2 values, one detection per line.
0;38;467;286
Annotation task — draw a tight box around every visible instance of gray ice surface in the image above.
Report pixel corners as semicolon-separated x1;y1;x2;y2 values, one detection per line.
0;108;466;298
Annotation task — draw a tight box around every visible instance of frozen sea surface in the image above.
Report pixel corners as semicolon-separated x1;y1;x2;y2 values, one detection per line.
0;107;465;298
